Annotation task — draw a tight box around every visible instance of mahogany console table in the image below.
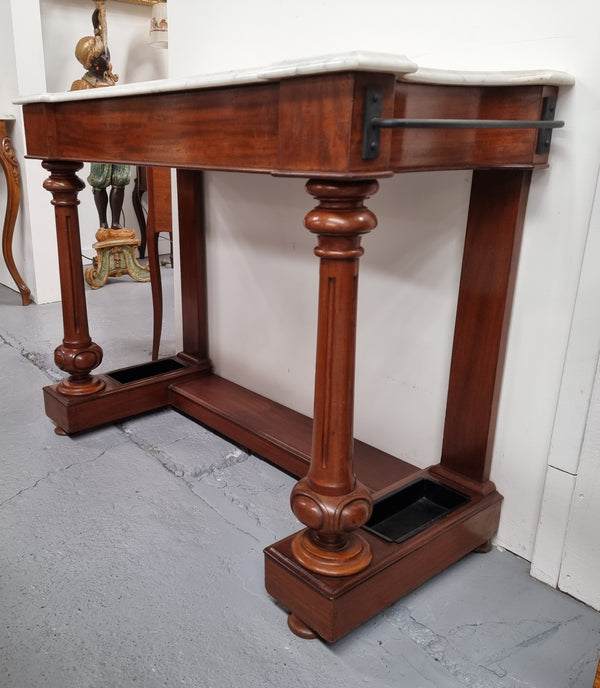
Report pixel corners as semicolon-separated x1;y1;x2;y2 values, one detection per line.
17;52;572;642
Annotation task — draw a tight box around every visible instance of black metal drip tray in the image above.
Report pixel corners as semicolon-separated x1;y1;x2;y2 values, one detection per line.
365;478;470;543
107;358;188;385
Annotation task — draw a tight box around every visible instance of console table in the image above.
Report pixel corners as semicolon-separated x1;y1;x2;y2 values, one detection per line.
17;52;572;642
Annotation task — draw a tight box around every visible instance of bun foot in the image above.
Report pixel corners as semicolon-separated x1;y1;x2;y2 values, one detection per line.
288;613;317;639
474;539;493;553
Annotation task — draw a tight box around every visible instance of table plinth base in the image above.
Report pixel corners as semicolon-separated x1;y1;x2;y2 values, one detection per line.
265;485;502;643
43;362;501;642
42;367;416;490
43;357;210;435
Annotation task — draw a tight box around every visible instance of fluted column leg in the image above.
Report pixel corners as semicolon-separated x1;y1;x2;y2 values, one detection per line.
43;160;105;396
290;179;378;577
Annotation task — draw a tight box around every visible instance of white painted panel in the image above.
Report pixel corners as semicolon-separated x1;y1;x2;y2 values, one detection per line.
558;356;600;610
531;159;600;589
530;467;576;587
546;168;600;475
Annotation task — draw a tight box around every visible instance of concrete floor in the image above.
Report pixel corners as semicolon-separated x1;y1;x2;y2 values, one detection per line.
1;267;599;688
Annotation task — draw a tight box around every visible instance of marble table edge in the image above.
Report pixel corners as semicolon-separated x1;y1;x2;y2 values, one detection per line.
402;66;575;86
13;51;574;105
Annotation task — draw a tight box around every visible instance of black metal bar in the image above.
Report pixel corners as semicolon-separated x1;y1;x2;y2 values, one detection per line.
361;85;564;160
362;86;384;160
536;96;559;155
372;117;565;130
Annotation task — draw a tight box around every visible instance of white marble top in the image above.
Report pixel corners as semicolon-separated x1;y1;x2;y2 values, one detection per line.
0;114;16;120
14;51;574;105
403;67;574;86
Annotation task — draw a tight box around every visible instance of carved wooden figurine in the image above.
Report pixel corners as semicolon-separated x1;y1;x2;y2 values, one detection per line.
71;0;149;289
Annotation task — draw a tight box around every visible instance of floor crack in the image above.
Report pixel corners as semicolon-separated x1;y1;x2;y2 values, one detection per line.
116;422;249;482
0;451;107;508
482;615;582;666
0;331;61;383
383;605;531;688
116;423;259;542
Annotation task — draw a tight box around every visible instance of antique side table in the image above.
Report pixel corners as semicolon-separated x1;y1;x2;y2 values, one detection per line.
1;115;30;305
17;52;573;641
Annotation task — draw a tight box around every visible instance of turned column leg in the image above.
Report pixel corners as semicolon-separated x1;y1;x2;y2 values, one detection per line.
1;125;31;305
290;179;378;577
42;160;105;396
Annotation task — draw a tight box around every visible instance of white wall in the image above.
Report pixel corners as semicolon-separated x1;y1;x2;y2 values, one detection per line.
167;0;600;566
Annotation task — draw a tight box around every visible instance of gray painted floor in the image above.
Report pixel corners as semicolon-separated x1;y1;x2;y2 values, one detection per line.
1;268;599;688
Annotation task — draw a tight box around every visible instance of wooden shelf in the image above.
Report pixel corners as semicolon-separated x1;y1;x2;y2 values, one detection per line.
43;363;417;493
170;374;417;492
